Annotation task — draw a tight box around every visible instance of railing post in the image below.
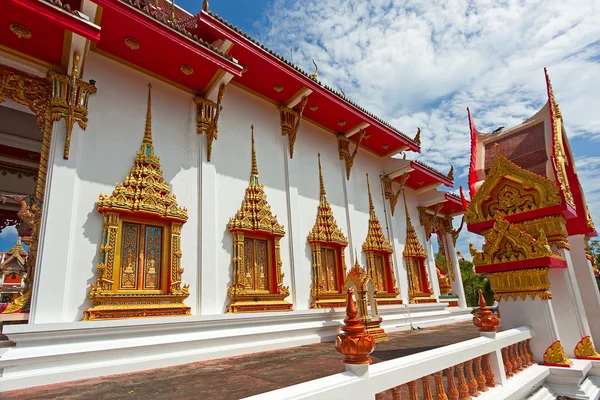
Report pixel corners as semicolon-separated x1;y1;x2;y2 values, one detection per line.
492;348;508;384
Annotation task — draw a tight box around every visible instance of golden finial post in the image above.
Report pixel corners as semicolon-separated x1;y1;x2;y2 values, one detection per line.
202;0;209;11
318;153;326;198
366;173;374;214
171;0;175;22
250;125;259;177
143;83;153;145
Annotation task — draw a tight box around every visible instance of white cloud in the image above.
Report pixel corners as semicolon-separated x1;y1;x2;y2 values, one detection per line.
261;0;600;258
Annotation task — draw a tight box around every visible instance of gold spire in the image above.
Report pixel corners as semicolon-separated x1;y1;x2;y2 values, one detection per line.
318;153;326;198
354;248;360;269
402;189;428;258
143;83;153;146
202;0;209;11
366;173;374;215
250;125;259;178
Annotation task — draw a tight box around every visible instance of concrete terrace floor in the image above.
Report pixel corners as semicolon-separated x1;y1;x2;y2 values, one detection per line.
6;321;481;400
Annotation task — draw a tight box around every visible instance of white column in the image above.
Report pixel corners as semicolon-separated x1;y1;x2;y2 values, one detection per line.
199;136;220;315
569;234;600;344
425;238;441;299
445;232;467;308
282;140;303;309
549;248;596;358
499;298;561;362
30;119;80;323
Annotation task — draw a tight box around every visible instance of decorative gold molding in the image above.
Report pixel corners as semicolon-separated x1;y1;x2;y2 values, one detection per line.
515;215;569;250
47;51;97;159
308;154;348;308
278;96;308;159
194;83;226;162
227;126;291;313
337;130;365;180
447;165;454;181
85;84;189;320
574;336;600;360
465;150;561;225
413;127;421;146
546;71;575;208
543;340;572;367
0;65;53;314
470;213;562;267
381;174;408;216
9;23;32;40
486;267;552;301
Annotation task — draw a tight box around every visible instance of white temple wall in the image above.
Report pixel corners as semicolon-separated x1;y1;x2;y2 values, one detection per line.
29;52;462;323
32;53;200;322
208;84;291;314
286;119;348;310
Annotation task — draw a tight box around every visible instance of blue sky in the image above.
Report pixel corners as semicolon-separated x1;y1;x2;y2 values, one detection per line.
3;0;599;259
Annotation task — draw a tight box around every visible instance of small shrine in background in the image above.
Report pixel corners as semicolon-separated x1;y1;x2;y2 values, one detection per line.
0;238;27;304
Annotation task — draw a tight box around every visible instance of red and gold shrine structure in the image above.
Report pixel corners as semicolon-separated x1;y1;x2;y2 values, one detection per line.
308;154;348;309
85;84;190;320
227;127;292;313
466;69;600;366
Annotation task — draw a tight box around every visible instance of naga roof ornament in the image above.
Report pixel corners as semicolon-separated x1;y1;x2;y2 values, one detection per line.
307;154;348;246
228;126;285;236
97;84;188;223
362;174;393;253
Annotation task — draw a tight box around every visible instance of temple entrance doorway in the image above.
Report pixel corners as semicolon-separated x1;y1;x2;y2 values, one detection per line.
0;101;42;308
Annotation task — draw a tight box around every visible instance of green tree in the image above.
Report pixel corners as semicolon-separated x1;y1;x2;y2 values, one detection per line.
589;239;600;291
459;259;494;307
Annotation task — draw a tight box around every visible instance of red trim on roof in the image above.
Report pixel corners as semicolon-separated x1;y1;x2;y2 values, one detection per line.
12;0;101;41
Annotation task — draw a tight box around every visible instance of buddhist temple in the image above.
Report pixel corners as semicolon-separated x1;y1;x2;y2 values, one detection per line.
1;1;598;398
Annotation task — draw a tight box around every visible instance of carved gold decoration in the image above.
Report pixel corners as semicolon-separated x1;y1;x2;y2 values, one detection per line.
308;154;348;308
194;83;226;162
47;52;97;159
337;131;365;180
470;213;563;267
124;37;140;50
515;215;569;250
543;340;572;367
180;64;194;75
381;174;408;217
447;165;454;181
335;287;376;364
309;58;318;80
9;23;31;39
278;96;308;158
545;70;575;208
486;267;552;301
227;126;291;313
344;256;387;341
85;84;190;320
273;84;283;92
363;174;401;305
584;235;600;277
465;151;561;225
418;204;456;281
574;336;600;360
338;120;346;127
309;104;318;111
403;191;434;303
0;65;54;314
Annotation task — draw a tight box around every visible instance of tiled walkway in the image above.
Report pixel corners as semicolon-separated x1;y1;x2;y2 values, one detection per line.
5;321;480;400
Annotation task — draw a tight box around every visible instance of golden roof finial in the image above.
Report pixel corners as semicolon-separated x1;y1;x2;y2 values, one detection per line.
366;173;374;215
202;0;209;11
143;83;153;146
251;125;259;177
318;153;326;198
